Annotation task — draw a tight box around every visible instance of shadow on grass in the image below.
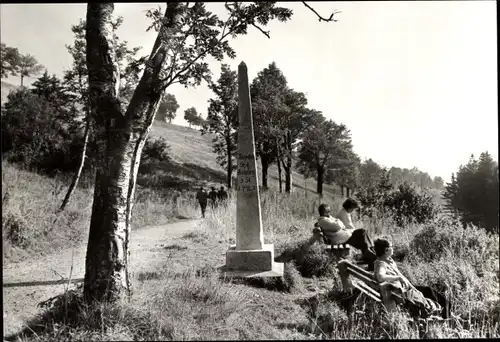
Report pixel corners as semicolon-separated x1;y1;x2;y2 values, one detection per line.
3;278;84;288
162;243;188;251
4;287;172;342
138;159;226;191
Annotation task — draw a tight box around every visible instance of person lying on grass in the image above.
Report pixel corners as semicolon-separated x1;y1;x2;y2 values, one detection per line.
373;238;451;319
303;200;377;269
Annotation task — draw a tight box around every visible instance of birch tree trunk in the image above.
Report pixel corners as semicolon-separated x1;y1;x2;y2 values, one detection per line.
276;136;282;193
83;2;185;303
59;113;90;212
226;135;233;189
284;131;293;193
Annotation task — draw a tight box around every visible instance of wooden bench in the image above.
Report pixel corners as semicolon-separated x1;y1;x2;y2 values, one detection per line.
315;227;351;258
337;259;404;311
323;242;350;258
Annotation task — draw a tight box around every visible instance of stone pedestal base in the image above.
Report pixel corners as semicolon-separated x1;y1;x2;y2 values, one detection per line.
220;243;284;278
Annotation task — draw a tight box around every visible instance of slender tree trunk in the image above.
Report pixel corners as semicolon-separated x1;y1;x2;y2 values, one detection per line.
340;185;344;196
277;159;282;192
226;136;232;189
59;113;90;211
83;3;184;303
317;165;324;195
276;137;282;193
261;154;269;190
284;131;293;193
20;75;24;87
346;187;350;197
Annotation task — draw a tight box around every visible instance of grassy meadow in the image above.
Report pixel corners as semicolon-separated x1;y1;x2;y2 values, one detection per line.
2;120;498;340
3;163;499;340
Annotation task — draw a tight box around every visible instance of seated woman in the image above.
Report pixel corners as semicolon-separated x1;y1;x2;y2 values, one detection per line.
304;200;377;268
373;238;450;319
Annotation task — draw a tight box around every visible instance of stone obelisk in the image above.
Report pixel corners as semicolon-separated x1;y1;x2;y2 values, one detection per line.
223;62;283;277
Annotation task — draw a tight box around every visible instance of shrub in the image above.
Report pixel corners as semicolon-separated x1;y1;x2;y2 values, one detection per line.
383;182;439;227
142;136;171;163
2;211;31;248
2;87;86;175
356;180;439;227
410;215;499;272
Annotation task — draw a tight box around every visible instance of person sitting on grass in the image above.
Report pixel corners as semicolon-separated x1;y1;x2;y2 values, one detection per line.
303;200;377;269
373;238;451;319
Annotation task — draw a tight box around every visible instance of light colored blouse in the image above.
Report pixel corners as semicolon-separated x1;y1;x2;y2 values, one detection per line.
374;257;410;291
316;214;352;244
335;208;356;230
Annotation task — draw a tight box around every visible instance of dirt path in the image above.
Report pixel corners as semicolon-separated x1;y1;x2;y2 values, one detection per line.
2;219;203;337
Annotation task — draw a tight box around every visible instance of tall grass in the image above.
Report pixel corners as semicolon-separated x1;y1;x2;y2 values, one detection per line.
5;164;499;340
2;162;196;264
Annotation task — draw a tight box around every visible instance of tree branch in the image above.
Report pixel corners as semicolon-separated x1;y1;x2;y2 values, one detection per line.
302;1;341;22
251;23;270;38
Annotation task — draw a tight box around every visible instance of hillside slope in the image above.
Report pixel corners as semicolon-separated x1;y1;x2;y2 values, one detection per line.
149;120;338;197
0;80;337;197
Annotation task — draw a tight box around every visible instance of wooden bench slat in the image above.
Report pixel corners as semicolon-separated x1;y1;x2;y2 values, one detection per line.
345;268;378;288
345;263;374;279
352;279;381;302
338;260;405;312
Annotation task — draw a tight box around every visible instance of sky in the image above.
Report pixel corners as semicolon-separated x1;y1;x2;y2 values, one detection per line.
1;1;497;182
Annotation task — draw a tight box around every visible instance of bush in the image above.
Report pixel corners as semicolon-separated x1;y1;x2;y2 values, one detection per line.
411;215;498;264
142;136;171;163
356;180;438;227
2;212;31;248
383;182;438;226
2;88;87;175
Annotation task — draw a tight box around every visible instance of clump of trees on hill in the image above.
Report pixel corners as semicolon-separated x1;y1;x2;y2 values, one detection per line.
1;16;172;183
184;107;204;128
354;167;439;227
201;60;446;197
1;43;45;86
156;93;179;123
442;152;499;233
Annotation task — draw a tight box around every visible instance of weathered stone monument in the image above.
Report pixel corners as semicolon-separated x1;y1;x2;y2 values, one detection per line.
222;62;284;278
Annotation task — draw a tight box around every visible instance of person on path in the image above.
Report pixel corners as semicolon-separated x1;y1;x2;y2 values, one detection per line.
217;186;228;204
195;186;208;218
304;199;377;269
208;186;218;209
172;187;181;216
373;238;451;319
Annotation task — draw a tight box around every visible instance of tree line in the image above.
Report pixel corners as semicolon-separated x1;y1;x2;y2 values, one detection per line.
2;39;444;199
201;61;446;195
1;43;45;86
442;152;498;233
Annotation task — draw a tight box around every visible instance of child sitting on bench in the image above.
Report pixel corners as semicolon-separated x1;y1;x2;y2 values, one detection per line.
373;238;450;319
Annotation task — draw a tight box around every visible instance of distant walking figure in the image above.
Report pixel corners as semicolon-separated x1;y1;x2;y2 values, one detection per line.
208;186;218;209
218;186;228;204
196;186;208;218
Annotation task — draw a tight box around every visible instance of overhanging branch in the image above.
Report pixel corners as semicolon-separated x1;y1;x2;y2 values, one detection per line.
302;1;341;22
251;23;270;38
